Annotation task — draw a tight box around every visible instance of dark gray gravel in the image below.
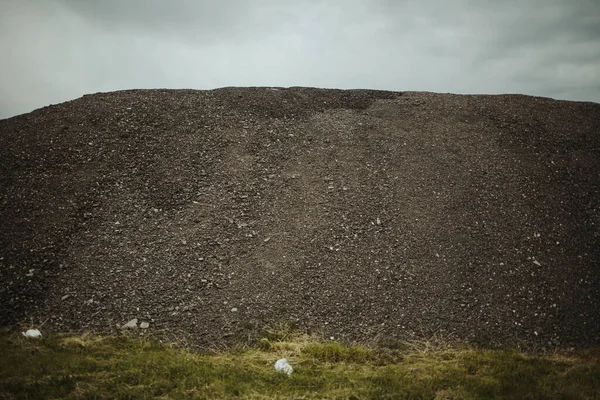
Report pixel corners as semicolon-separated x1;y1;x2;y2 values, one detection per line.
1;87;599;350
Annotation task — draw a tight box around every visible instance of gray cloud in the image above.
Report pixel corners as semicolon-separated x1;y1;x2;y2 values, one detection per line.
1;0;599;118
55;0;295;42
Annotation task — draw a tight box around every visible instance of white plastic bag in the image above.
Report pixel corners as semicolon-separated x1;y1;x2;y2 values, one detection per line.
22;329;42;339
274;358;293;376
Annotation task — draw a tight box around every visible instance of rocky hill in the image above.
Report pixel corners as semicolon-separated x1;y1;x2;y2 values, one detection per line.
1;87;599;349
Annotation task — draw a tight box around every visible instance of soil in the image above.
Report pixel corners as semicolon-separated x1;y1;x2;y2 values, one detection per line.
1;87;599;350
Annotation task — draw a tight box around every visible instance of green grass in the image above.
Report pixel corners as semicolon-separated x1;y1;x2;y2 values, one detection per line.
0;328;598;399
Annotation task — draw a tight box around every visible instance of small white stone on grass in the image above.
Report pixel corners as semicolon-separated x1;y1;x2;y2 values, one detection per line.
140;322;149;329
274;358;293;376
22;329;42;339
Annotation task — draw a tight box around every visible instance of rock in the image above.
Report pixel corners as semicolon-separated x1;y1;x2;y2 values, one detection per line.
22;329;42;339
274;358;293;375
61;294;71;301
231;307;238;312
140;322;149;329
122;318;138;329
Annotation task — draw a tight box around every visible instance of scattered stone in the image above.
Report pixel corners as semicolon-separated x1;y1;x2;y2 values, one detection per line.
140;322;150;329
533;260;542;266
122;318;138;329
231;307;238;312
61;294;71;301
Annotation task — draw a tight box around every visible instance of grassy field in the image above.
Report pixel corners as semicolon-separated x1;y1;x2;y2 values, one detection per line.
0;326;598;399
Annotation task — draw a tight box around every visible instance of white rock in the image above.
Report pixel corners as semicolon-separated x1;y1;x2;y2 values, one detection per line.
533;260;542;266
140;322;149;329
274;358;293;375
122;318;138;329
22;329;42;339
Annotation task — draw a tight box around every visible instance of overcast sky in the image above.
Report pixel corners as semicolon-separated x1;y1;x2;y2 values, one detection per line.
1;0;599;118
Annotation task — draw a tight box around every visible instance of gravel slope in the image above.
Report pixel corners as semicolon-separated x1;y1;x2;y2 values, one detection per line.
1;87;599;349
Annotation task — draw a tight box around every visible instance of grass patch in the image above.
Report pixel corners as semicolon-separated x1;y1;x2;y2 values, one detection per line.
0;329;598;399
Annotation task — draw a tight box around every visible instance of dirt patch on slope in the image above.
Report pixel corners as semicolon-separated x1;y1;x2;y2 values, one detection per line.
1;87;599;349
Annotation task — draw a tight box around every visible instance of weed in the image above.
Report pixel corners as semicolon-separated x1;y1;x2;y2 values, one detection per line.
0;330;598;399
